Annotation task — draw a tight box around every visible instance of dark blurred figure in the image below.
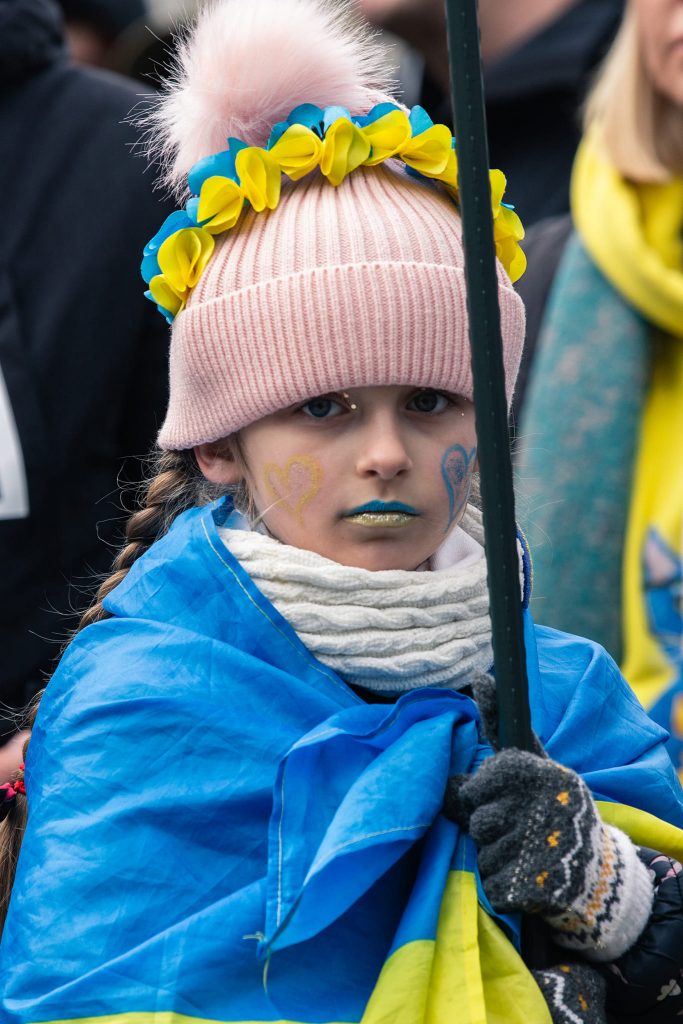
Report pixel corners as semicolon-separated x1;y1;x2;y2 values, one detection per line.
0;0;171;775
357;0;624;225
57;0;145;67
104;1;196;86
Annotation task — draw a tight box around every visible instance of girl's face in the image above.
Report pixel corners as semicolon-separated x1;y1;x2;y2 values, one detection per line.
196;385;477;571
634;0;683;107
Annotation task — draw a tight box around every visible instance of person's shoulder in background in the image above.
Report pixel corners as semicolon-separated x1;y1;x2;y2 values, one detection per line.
512;214;574;424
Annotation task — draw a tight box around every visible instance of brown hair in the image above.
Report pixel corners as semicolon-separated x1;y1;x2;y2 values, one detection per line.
0;448;235;934
584;2;683;181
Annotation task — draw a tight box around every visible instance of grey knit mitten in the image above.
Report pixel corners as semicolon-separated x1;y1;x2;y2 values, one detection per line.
448;749;654;960
533;963;607;1024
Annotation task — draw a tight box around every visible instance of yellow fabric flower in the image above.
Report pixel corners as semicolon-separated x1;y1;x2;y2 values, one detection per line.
488;169;526;282
400;124;453;178
495;203;524;243
320;118;371;187
148;275;185;318
489;169;507;216
235;147;281;212
198;176;245;234
494;234;527;283
493;206;526;282
361;110;412;166
156;227;215;307
270;124;323;180
434;149;459;194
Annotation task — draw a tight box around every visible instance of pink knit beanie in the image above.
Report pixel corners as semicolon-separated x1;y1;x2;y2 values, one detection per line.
149;0;526;450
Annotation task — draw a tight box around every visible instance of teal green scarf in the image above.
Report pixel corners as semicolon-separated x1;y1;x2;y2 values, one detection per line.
516;233;649;661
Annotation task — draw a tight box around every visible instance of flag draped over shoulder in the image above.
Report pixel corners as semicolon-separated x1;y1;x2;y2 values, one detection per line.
1;501;682;1024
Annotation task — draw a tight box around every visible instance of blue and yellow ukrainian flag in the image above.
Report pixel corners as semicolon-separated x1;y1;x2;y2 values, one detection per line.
1;503;682;1023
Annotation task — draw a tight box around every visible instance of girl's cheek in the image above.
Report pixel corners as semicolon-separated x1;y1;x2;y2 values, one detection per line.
440;443;477;532
260;454;324;527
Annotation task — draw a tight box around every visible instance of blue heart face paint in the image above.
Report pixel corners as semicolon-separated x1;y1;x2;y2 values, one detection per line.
441;443;477;532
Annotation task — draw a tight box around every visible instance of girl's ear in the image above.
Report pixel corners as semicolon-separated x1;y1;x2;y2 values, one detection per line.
194;441;244;485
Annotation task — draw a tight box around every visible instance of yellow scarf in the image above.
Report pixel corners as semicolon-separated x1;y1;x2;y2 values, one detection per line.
572;137;683;760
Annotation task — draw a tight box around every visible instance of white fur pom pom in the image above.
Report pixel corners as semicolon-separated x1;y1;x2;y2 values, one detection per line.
147;0;396;192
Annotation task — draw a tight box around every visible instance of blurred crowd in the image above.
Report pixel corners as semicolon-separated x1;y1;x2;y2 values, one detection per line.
2;0;682;787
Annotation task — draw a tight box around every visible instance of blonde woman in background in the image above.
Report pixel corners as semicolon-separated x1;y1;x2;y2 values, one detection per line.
518;0;683;775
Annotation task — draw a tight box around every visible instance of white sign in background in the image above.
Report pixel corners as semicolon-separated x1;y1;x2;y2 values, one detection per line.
0;362;28;519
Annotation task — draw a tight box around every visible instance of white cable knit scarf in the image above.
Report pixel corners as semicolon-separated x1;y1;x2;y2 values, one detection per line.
218;506;494;695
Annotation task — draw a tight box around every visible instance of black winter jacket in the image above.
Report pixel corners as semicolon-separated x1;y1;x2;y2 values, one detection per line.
0;0;172;732
423;0;624;225
603;847;683;1021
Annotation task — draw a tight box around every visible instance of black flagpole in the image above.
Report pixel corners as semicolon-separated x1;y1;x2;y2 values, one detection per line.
443;0;535;754
444;0;553;970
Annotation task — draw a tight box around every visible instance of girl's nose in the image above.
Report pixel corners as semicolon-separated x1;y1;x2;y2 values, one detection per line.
355;420;413;480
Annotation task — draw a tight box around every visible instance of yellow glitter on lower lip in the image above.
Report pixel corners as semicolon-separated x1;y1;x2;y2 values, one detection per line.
344;512;416;529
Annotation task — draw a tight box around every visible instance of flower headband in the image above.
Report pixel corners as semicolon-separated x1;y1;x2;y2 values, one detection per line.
141;102;526;323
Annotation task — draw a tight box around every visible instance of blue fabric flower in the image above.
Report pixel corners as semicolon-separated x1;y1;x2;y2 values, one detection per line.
290;103;326;135
267;104;326;150
140;209;193;284
408;105;434;137
185;196;201;225
187;140;247;196
353;101;401;129
322;105;351;132
267;119;290;149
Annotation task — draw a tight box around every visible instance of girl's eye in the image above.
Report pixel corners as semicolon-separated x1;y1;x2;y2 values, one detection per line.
300;396;345;419
408;389;449;414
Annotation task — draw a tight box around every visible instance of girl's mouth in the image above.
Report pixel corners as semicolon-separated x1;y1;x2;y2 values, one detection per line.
342;501;418;529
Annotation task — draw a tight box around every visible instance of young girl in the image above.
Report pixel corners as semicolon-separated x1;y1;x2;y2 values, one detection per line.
1;2;682;1023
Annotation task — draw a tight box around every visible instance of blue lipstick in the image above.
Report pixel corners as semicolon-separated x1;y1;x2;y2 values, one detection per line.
345;500;418;516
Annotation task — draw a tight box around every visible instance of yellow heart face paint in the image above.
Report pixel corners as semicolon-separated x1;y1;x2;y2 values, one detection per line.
263;455;323;527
